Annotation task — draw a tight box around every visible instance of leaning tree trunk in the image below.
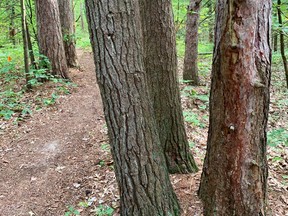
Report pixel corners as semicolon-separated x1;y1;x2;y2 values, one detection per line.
85;0;180;215
183;0;201;85
58;0;78;67
139;0;198;174
21;0;31;89
35;0;69;79
277;0;288;88
199;0;271;215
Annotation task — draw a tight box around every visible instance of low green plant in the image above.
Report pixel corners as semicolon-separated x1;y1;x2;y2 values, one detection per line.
94;205;114;216
183;111;205;128
64;206;80;216
267;128;288;147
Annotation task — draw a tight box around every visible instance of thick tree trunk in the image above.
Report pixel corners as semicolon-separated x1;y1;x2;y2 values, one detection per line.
139;0;198;174
85;0;180;215
58;0;78;68
183;0;201;85
199;0;271;215
277;0;288;88
35;0;69;79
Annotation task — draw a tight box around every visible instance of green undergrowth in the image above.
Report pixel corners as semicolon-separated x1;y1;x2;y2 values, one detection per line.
0;54;76;123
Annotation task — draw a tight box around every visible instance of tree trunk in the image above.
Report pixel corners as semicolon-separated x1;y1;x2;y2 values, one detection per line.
139;0;198;174
273;32;278;52
208;0;214;43
199;0;271;215
183;0;201;85
9;5;16;45
277;0;288;88
85;0;180;215
26;20;38;70
26;0;39;47
80;2;85;31
35;0;69;79
58;0;78;68
21;0;31;89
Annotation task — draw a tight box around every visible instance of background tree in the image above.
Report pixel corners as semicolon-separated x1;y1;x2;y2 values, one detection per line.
139;0;198;174
199;0;272;215
20;0;30;89
276;0;288;87
58;0;78;68
85;0;180;215
35;0;69;79
183;0;201;85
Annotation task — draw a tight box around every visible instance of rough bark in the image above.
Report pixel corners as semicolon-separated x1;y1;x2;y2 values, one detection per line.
183;0;201;85
139;0;198;174
85;0;180;215
199;0;271;215
277;0;288;88
35;0;69;79
58;0;78;67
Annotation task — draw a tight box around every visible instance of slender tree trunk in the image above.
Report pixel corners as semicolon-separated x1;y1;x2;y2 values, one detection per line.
199;0;271;215
58;0;78;67
9;5;16;45
26;0;39;47
26;20;37;69
139;0;198;174
85;0;180;215
183;0;201;85
273;32;278;52
277;0;288;88
35;0;69;79
208;0;214;43
21;0;31;89
80;2;85;31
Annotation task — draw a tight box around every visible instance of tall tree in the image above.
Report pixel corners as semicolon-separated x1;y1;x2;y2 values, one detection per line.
208;0;214;43
35;0;69;79
199;0;271;215
139;0;198;174
58;0;78;67
85;0;180;215
277;0;288;87
20;0;31;89
183;0;201;85
8;2;16;45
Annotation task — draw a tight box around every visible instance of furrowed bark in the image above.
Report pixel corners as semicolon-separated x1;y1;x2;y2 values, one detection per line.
85;0;180;215
199;0;271;215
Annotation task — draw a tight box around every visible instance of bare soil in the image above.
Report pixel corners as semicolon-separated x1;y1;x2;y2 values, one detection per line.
0;50;287;216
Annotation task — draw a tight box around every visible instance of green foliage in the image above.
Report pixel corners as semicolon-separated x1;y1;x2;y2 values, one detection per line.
64;206;80;216
0;53;74;121
268;128;288;147
183;111;205;128
94;205;114;216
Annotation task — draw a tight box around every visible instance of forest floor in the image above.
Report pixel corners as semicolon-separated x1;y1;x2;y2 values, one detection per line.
0;50;287;216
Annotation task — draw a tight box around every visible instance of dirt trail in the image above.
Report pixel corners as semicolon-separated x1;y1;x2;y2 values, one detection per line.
1;50;286;216
0;50;109;215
